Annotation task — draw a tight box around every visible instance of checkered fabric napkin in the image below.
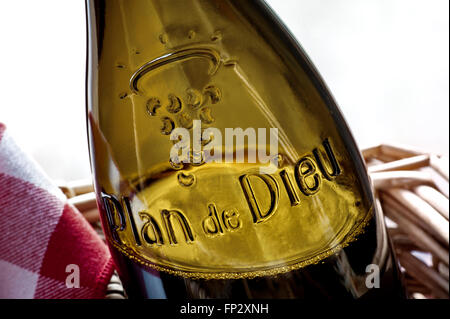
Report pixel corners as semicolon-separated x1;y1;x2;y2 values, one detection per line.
0;123;114;298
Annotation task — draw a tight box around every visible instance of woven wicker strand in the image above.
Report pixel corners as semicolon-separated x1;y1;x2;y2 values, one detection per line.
105;271;127;299
363;143;449;299
62;143;449;299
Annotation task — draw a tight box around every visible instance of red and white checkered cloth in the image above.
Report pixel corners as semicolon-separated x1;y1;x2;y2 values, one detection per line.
0;123;114;299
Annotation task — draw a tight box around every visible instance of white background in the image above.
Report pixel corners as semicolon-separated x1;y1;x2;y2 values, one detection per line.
0;0;448;182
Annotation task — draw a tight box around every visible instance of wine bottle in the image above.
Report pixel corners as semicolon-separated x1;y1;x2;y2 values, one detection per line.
86;0;405;298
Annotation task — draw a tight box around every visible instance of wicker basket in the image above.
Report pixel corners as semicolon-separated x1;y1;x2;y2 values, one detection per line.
61;143;449;299
362;143;449;299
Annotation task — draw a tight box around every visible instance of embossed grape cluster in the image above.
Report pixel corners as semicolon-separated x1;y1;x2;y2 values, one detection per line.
145;84;221;136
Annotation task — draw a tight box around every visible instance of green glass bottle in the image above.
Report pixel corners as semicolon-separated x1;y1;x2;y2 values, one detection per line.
86;0;405;298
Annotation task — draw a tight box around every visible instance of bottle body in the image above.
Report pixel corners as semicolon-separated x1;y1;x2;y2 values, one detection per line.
86;0;405;298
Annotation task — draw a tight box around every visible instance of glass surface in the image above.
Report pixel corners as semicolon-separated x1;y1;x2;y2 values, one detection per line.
86;0;405;298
